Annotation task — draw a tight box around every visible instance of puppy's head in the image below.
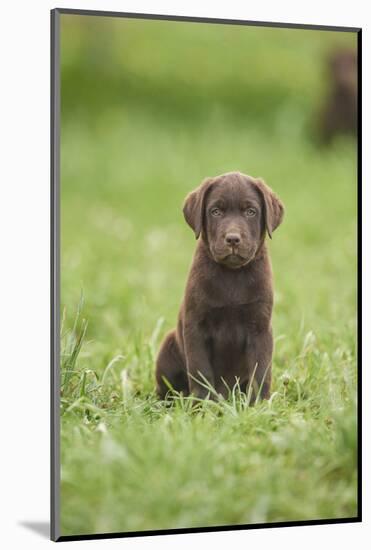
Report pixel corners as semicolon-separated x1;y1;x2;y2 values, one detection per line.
183;172;284;269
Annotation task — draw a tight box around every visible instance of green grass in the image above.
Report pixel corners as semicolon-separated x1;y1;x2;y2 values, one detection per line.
59;15;358;537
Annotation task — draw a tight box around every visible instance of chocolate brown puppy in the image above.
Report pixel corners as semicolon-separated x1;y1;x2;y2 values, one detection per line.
155;171;284;401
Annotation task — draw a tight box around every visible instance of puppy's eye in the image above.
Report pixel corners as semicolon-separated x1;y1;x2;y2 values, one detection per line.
211;208;222;217
245;208;256;217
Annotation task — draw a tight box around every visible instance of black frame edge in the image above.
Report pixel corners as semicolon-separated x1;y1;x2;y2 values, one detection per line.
356;28;362;522
56;517;361;542
51;7;61;543
54;7;361;32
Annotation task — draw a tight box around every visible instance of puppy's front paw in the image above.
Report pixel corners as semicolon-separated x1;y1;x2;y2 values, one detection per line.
190;385;217;402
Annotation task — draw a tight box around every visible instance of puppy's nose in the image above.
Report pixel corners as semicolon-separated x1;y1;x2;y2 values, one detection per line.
225;233;241;246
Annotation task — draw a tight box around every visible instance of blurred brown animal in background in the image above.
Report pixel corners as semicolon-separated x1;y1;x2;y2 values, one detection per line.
319;49;357;143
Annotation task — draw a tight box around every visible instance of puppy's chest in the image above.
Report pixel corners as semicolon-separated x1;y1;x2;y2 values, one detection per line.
203;305;255;346
203;268;257;307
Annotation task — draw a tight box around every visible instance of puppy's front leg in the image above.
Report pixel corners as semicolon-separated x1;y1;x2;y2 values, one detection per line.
183;322;215;399
246;327;273;402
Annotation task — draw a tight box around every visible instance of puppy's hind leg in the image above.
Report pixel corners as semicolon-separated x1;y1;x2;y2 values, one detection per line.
155;330;189;399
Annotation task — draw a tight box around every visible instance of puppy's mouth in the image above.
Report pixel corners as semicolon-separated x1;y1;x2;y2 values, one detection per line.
212;246;255;269
220;253;250;269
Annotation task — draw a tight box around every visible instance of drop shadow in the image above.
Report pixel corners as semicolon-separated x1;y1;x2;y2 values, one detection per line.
19;521;50;539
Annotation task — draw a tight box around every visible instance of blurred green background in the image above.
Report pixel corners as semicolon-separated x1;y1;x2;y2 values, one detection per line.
60;14;357;537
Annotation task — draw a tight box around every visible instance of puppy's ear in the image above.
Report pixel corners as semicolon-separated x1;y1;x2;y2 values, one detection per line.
253;178;284;239
183;178;213;239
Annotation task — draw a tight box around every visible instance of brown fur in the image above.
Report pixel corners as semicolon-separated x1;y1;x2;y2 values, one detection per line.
319;49;357;143
155;171;284;401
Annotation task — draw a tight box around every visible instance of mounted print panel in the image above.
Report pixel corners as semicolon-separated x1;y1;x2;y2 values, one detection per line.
51;8;360;542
